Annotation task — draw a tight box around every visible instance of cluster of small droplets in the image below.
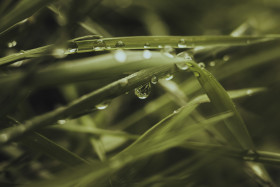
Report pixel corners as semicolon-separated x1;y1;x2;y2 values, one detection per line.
115;40;125;47
134;82;152;99
114;49;127;63
177;39;187;48
7;41;17;48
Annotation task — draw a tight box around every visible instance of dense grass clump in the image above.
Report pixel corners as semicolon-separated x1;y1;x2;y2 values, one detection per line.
1;0;280;186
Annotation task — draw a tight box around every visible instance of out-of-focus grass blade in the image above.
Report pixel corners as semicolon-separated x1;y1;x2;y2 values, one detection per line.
0;0;56;34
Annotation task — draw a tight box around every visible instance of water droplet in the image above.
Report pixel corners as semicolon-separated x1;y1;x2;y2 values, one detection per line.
209;61;216;67
164;73;174;80
173;109;179;114
162;45;175;58
143;49;152;59
176;63;189;70
95;101;110;110
193;72;200;77
151;75;158;84
198;62;206;69
158;45;163;48
243;149;258;161
93;39;106;51
115;40;125;47
114;49;127;63
144;42;150;48
134;82;151;99
0;134;8;143
119;79;128;87
178;39;187;48
57;119;66;125
52;48;67;59
246;89;253;96
10;61;23;67
67;48;78;54
223;55;230;62
7;40;17;48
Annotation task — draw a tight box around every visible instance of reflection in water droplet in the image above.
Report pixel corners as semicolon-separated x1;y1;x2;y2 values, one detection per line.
143;50;152;59
162;45;175;58
96;101;109;110
198;62;206;69
52;48;67;59
209;61;216;67
144;43;150;48
57;120;66;125
134;82;151;99
194;72;200;77
151;75;158;84
115;40;125;47
114;50;127;63
164;73;174;80
223;55;230;62
176;63;189;70
178;39;187;48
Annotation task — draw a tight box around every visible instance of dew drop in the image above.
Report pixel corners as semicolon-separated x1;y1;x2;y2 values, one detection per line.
115;40;125;47
194;72;200;77
134;82;151;99
198;62;206;69
176;62;189;71
209;61;216;67
144;42;150;48
10;61;23;67
95;101;110;110
151;75;158;84
93;39;106;51
143;49;152;59
119;79;128;87
52;48;67;59
223;55;230;62
67;48;78;54
162;45;175;58
158;45;163;48
246;89;253;96
178;39;187;48
0;134;8;142
114;49;127;63
57;119;66;125
243;149;258;161
173;109;179;114
164;73;174;80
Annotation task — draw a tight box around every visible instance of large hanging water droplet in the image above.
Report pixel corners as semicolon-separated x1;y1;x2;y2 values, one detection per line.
144;42;150;48
151;75;158;84
115;40;125;47
178;39;187;48
198;62;206;69
162;45;175;58
164;73;174;80
114;49;127;63
52;48;67;59
93;39;106;51
143;50;152;59
134;82;152;99
95;101;110;110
